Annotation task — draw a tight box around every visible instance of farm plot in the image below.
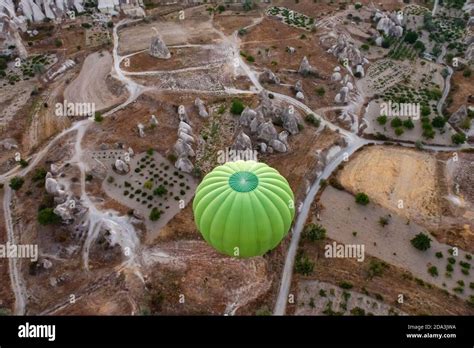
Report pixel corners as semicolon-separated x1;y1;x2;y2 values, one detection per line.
296;280;405;316
266;6;316;31
93;150;197;242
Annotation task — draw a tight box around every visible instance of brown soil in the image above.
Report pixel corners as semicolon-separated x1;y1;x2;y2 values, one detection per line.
142;240;271;315
213;13;260;36
241;17;339;109
338;146;442;225
447;70;474;114
121;46;223;72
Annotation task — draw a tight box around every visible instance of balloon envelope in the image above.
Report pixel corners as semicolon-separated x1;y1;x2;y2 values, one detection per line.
193;160;295;258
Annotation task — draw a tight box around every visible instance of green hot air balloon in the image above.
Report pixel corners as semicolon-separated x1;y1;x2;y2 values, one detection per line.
193;160;295;258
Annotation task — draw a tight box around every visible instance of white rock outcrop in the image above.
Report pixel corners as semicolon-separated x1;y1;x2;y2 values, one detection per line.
259;68;280;84
137;123;145;138
232;131;252;151
175;157;194;173
45;177;65;196
114;159;129;174
149;34;171;59
195;98;209;118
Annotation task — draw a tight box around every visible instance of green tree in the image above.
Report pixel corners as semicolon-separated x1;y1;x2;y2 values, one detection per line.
9;177;24;190
432;116;446;129
414;40;425;51
452;133;466;145
411;233;432;251
404;30;419;44
403;118;414;129
153;185;167;197
32;168;47;182
377;115;387;125
149;207;162;221
355;192;369;205
390;117;402;128
303;223;326;241
38;208;61;225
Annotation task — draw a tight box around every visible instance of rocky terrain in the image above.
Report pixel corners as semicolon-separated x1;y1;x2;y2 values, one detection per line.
0;0;473;318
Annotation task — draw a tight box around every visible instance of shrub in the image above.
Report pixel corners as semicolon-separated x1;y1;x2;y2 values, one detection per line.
382;38;391;49
303;223;326;241
435;252;443;258
167;153;177;163
149;207;162;221
377;115;387;125
295;253;314;275
403;118;414;129
431;116;446;129
378;216;390;227
143;180;153;190
238;28;247;36
404;30;419;44
395;127;404;136
368;260;387;278
9;177;24;190
421;105;431;117
315;87;326;96
414;40;425;51
411;233;432;251
459;261;471;270
339;281;353;289
355;192;369;205
38;208;61;225
146;148;154;156
153;185;167;196
230;99;245;115
305;114;320;127
390;117;402;128
428;266;438;277
452;133;466;145
446;263;454;272
94;112;103;122
255;306;271;316
32;168;47;182
350;307;366;316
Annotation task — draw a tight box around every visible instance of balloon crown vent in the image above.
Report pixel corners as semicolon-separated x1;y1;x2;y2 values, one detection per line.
228;171;259;192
